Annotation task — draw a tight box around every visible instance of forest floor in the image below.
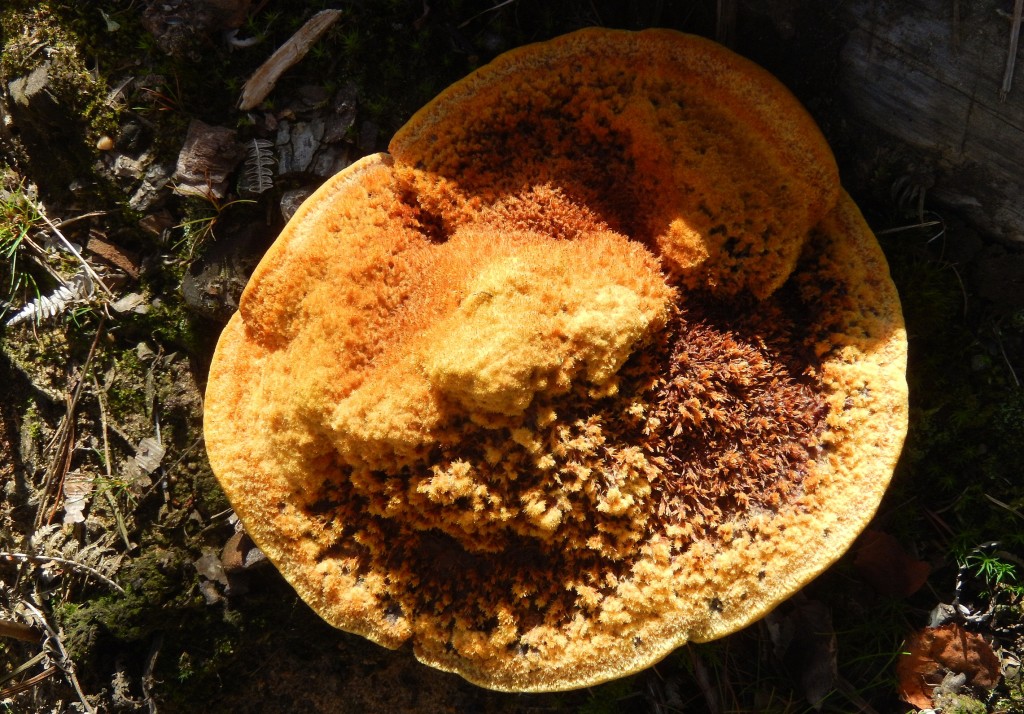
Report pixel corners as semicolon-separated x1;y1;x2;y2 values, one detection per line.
1;2;1023;713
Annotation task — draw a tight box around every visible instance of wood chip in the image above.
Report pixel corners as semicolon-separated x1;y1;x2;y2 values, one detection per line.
238;10;343;111
85;234;141;279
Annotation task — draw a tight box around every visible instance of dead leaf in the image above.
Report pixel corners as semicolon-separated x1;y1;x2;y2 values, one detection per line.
172;119;243;200
134;437;166;473
897;623;1001;709
854;529;931;597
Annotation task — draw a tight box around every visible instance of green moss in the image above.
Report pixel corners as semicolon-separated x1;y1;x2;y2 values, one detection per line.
933;692;988;714
104;349;148;424
880;230;1024;552
22;401;43;441
57;547;190;658
144;301;205;355
0;4;125;198
994;678;1024;713
0;7;96;102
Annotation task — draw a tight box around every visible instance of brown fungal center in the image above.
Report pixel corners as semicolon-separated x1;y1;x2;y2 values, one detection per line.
302;288;830;646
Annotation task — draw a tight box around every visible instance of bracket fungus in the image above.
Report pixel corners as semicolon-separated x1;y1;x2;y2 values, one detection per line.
204;28;908;691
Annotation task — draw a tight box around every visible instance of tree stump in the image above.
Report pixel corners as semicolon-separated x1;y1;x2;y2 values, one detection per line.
840;0;1024;244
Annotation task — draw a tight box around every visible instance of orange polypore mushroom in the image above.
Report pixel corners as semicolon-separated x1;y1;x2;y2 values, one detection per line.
204;28;908;691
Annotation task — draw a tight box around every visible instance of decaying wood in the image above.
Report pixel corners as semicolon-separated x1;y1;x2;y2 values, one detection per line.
237;9;343;111
0;619;40;643
1004;0;1024;99
717;0;738;47
841;0;1024;243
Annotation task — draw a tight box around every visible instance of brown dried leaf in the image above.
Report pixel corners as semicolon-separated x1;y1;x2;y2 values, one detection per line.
172;119;243;200
896;623;1001;709
854;529;931;597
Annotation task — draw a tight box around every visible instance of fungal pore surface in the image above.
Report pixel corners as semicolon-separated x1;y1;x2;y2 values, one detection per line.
204;28;908;691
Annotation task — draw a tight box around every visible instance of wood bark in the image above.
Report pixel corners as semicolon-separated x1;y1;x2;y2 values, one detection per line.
841;0;1024;243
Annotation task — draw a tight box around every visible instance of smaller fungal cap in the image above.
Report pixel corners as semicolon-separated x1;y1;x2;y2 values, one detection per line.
391;27;841;299
422;231;672;417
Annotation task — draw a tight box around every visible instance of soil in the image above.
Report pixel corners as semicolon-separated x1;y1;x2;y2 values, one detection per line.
1;2;1022;713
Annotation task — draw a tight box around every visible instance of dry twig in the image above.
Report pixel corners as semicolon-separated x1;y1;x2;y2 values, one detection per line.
716;0;737;47
687;646;723;714
0;618;41;642
1;552;125;595
0;661;58;699
92;374;133;550
238;9;343;110
141;634;163;714
21;601;96;713
34;318;105;529
35;206;113;297
456;0;516;29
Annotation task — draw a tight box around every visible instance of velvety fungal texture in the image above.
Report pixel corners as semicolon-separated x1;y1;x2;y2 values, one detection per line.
204;28;908;692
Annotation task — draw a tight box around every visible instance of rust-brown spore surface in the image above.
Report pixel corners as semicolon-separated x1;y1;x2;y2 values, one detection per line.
297;293;829;645
204;28;908;691
652;298;829;537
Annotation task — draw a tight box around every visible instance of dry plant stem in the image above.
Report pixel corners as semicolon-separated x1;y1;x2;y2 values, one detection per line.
141;634;162;714
92;374;133;550
0;650;48;688
874;220;943;235
457;0;517;29
1;552;125;595
716;0;737;46
34;318;105;529
52;211;111;231
952;0;960;50
237;9;342;110
0;665;58;699
22;601;96;714
984;493;1024;521
996;335;1021;387
944;263;969;320
36;397;76;529
1002;0;1024;99
834;674;882;714
21;235;68;285
34;207;112;297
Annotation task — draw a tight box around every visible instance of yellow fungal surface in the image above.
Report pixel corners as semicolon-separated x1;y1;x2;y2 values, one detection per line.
204;28;907;692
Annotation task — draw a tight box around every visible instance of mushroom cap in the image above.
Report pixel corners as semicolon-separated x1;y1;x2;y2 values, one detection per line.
204;28;907;692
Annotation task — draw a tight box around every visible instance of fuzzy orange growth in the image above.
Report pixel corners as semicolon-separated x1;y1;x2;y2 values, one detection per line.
204;28;907;693
326;224;672;473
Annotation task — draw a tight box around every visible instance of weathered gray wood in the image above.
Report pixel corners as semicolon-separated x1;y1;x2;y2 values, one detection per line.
841;0;1024;243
